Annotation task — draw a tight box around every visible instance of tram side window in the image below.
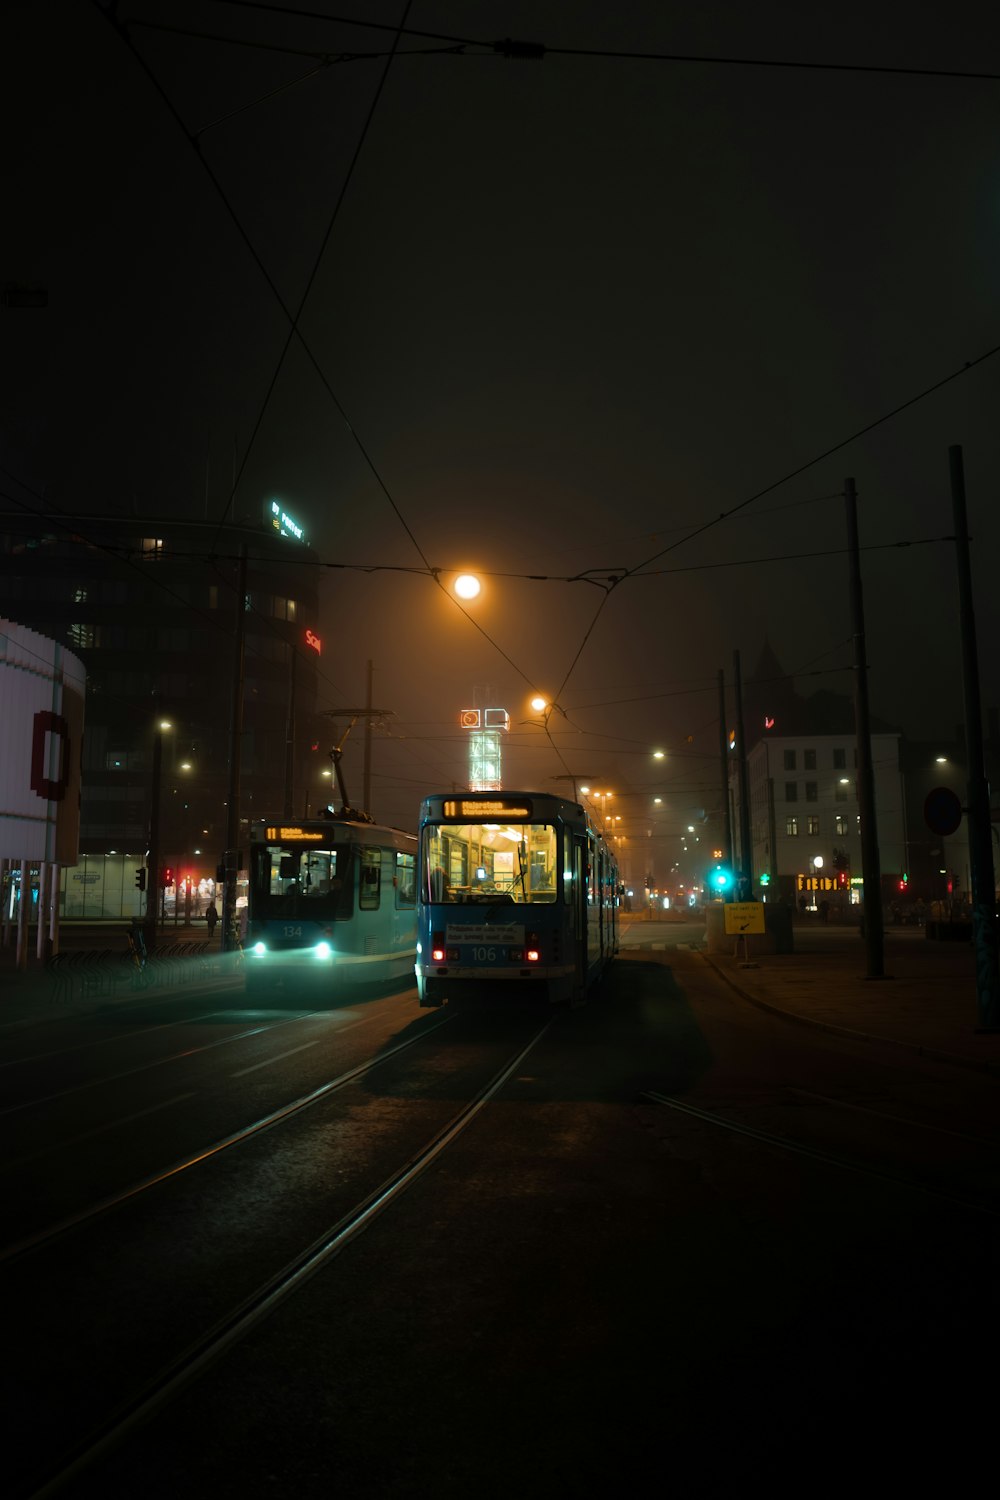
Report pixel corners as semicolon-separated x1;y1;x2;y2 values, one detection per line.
395;850;416;907
359;847;382;910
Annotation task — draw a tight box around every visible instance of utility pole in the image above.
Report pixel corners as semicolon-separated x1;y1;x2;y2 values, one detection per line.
844;478;885;979
283;642;296;818
362;659;373;818
718;668;734;870
949;445;998;1030
223;544;247;951
733;650;752;899
144;722;164;952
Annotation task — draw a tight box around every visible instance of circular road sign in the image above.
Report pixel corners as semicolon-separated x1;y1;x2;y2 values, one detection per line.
924;786;963;837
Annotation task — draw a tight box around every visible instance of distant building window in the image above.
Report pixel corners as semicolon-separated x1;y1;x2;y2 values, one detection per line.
785;782;798;801
833;748;847;769
786;817;799;836
783;750;796;771
804;749;816;770
68;623;95;648
807;816;820;835
835;815;848;835
805;782;818;802
73;586;88;603
140;537;164;558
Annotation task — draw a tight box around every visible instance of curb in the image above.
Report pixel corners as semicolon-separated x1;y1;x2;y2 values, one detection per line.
699;951;1000;1079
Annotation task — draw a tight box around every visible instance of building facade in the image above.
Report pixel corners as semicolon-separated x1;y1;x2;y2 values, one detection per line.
0;511;324;908
744;730;906;910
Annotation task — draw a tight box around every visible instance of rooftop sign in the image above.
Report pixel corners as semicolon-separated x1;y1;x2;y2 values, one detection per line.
269;499;305;542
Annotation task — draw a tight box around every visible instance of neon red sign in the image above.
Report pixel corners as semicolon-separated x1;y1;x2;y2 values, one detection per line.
305;629;322;654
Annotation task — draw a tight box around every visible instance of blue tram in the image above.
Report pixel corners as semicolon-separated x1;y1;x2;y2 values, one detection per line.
244;817;417;995
415;791;619;1007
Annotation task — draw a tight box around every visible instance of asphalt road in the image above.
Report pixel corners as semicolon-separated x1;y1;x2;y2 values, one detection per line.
4;945;996;1498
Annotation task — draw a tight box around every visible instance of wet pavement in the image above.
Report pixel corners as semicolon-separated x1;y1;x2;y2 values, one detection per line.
2;917;998;1078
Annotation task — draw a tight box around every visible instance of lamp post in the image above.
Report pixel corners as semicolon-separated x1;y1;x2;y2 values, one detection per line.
145;719;172;950
813;855;824;912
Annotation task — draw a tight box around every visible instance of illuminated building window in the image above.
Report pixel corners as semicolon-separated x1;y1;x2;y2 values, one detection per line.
807;816;820;835
786;817;799;836
835;815;848;835
140;537;164;558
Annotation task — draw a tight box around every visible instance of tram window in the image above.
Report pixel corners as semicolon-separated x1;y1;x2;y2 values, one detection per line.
359;848;382;910
395;850;416;907
421;822;558;903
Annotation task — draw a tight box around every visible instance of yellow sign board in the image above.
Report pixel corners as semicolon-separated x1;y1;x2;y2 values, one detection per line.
724;901;766;934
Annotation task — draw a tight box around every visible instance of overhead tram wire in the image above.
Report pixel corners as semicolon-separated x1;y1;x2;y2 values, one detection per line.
85;9;1000;792
209;3;1000;84
97;2;559;731
95;0;431;575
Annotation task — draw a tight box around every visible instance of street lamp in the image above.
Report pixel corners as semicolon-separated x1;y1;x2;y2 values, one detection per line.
453;573;481;600
145;719;173;946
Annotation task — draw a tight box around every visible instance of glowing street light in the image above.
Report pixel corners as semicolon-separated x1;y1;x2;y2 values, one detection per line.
530;695;548;713
453;573;481;600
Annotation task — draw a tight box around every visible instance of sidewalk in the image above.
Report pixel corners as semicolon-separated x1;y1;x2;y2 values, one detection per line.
0;923;238;1029
701;925;1000;1076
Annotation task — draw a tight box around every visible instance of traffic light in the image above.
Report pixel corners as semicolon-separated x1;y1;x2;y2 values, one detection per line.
759;872;770;887
707;863;734;897
898;873;908;892
162;867;174;888
135;868;146;891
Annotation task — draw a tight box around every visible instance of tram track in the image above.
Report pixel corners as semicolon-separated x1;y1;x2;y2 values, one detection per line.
0;1013;453;1263
28;1018;553;1500
641;1088;1000;1218
7;1010;555;1499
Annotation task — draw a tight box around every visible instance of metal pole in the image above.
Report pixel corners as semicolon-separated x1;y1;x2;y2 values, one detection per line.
16;860;29;970
144;726;163;952
733;650;753;898
223;544;248;951
844;477;885;978
949;445;998;1030
718;668;733;869
283;641;296;819
363;659;373;818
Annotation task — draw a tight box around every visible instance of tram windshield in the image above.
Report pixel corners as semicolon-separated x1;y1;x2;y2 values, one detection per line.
421;821;558;904
250;841;349;920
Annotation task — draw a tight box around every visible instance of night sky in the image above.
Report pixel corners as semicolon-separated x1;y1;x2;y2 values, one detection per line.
5;1;1000;859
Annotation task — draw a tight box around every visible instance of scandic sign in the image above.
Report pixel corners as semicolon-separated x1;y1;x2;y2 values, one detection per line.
304;629;321;654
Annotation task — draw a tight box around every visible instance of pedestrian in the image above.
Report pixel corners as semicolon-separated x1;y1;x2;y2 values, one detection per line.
205;899;219;939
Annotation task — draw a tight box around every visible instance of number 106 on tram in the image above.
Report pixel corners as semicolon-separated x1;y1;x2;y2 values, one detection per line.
415;792;620;1007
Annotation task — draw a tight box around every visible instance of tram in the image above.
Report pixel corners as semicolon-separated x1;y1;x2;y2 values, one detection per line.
415;791;620;1007
244;816;418;996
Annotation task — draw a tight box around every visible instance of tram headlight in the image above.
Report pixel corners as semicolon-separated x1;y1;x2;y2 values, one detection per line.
252;941;267;956
314;941;332;960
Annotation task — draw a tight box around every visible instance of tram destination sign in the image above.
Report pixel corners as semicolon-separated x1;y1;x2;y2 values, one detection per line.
262;825;326;842
443;799;532;819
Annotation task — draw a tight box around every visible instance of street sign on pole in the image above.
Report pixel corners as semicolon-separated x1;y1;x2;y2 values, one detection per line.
924;786;963;838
